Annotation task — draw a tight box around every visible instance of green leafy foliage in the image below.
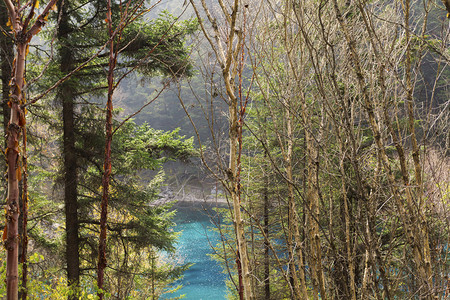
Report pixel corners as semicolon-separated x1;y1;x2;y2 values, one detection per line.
120;11;198;77
1;0;199;297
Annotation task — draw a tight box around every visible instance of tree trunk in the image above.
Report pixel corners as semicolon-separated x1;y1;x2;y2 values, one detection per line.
331;0;434;297
228;91;254;300
303;112;327;300
2;2;58;298
20;126;28;300
0;2;12;140
62;89;80;295
57;2;80;296
188;0;255;298
285;107;308;300
97;0;115;296
5;30;27;300
263;164;270;300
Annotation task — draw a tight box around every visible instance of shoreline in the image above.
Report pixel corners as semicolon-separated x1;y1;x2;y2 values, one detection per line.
152;185;228;206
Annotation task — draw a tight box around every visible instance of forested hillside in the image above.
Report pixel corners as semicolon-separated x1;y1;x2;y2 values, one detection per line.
1;0;449;299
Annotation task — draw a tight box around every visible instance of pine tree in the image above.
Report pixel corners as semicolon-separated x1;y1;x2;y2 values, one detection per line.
47;1;197;295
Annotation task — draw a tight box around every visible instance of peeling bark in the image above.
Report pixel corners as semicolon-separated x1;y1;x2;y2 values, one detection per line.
2;0;58;298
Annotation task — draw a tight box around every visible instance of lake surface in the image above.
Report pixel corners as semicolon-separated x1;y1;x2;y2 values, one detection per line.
163;202;227;300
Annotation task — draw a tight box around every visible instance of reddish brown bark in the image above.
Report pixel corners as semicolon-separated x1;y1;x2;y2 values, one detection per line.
20;126;28;300
96;0;115;297
2;0;58;298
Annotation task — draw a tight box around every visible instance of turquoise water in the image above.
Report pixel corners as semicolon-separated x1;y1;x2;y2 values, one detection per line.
163;202;227;300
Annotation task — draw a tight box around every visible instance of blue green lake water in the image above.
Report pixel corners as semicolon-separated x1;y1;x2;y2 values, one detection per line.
163;202;227;300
